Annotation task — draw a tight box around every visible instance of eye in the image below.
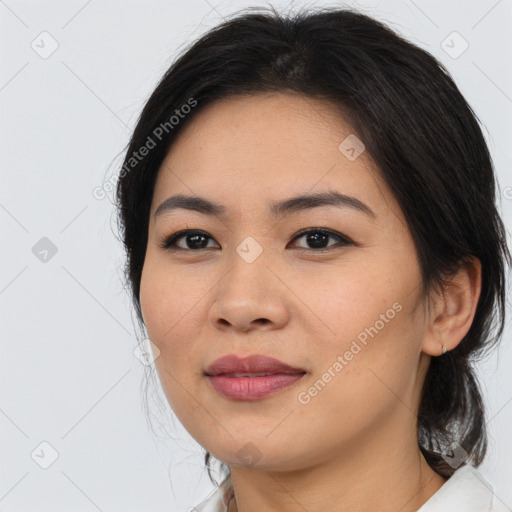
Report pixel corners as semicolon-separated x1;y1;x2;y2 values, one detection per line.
158;229;219;251
158;228;355;252
288;228;355;251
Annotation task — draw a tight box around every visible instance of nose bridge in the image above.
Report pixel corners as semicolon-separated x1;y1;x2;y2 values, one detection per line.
210;234;289;330
226;234;272;300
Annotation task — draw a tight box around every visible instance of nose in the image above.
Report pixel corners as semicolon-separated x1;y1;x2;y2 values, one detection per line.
208;244;290;333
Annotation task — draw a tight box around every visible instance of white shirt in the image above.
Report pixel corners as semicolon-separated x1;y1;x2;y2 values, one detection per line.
188;465;511;512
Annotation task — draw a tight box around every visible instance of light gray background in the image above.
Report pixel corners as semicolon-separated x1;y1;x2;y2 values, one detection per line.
1;0;511;510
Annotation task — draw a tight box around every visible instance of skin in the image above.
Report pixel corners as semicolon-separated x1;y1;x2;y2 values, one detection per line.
139;92;482;512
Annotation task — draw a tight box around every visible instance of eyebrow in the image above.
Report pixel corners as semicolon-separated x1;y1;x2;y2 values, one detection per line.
154;191;376;219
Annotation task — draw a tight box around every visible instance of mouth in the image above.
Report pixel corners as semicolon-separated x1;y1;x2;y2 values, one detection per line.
204;354;307;401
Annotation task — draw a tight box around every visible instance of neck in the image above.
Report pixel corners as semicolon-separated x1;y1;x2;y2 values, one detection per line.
226;418;447;512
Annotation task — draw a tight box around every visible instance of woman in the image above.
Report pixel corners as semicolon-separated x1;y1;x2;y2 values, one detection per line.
115;6;511;511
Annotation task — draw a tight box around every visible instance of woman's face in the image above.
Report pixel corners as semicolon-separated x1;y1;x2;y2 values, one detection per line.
140;92;432;471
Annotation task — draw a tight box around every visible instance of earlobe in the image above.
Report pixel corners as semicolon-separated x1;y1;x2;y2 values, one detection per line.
421;257;482;357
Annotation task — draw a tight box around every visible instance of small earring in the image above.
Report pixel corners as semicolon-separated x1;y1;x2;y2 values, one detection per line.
442;345;448;355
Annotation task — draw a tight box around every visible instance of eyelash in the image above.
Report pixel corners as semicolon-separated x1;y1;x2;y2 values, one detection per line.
158;228;355;253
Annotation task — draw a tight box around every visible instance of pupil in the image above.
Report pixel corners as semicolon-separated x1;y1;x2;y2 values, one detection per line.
189;234;207;249
308;232;328;248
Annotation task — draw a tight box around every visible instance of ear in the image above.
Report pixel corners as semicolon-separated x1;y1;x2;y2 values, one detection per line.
422;257;482;357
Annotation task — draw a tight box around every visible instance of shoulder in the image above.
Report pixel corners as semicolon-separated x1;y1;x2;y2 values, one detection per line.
491;493;512;512
418;464;510;512
187;476;232;512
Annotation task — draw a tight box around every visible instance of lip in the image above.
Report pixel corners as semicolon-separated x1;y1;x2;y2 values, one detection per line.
205;354;306;376
204;354;307;401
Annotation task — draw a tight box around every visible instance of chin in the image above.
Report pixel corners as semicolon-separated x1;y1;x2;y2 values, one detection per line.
206;438;307;472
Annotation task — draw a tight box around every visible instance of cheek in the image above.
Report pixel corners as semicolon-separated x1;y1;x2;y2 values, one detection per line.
295;312;420;448
140;260;209;417
303;258;423;406
140;257;208;343
303;260;405;348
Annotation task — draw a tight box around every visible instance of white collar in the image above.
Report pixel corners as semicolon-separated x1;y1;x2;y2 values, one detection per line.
190;464;510;512
417;464;509;512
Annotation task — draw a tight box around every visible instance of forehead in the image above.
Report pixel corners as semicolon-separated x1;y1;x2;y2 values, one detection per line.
151;92;399;220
